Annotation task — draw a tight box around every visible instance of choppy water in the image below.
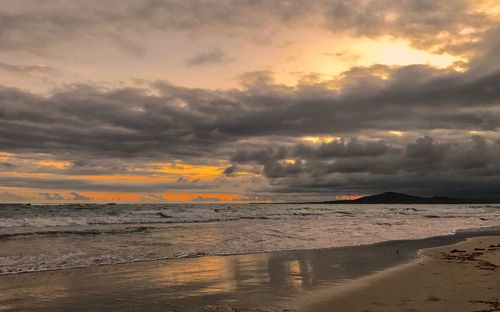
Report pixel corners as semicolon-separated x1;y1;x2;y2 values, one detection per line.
0;203;499;274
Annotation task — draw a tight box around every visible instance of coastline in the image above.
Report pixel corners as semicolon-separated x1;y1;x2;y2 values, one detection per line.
300;235;500;312
0;229;499;311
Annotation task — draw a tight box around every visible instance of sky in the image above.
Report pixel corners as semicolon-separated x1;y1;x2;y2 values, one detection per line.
0;0;499;203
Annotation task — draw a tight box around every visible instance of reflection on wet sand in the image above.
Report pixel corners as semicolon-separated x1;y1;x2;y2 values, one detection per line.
0;232;492;311
159;256;238;296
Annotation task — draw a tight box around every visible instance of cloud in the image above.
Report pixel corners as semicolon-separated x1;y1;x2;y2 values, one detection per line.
186;49;230;67
319;0;494;55
0;0;495;56
2;59;498;161
0;62;53;74
0;175;213;193
69;192;91;201
294;139;392;159
0;12;499;199
0;191;26;202
231;136;500;199
223;165;236;176
39;192;64;201
0;162;16;170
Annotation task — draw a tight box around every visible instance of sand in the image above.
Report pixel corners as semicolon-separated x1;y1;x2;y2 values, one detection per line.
301;236;500;312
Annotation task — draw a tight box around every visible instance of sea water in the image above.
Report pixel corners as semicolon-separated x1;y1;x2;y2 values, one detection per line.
0;203;499;274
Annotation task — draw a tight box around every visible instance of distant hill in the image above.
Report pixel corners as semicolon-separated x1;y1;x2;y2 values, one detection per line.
313;192;499;204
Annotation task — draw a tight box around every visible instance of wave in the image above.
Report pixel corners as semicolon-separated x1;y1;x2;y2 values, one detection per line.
0;214;294;230
0;226;154;239
3;225;500;275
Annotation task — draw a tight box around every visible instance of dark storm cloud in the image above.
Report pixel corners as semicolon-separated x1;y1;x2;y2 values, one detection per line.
186;49;230;67
232;136;500;199
0;58;499;161
0;0;493;55
294;139;392;159
231;147;288;164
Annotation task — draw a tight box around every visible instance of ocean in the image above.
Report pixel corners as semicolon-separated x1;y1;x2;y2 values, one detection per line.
1;203;499;275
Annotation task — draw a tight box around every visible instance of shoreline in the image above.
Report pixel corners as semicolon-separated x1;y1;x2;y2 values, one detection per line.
0;228;499;311
2;225;500;276
300;235;500;312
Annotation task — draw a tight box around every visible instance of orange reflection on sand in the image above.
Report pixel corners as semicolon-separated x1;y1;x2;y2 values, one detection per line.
285;259;313;289
286;260;304;288
160;256;236;295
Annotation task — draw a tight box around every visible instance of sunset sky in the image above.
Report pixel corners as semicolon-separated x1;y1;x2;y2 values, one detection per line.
0;0;499;203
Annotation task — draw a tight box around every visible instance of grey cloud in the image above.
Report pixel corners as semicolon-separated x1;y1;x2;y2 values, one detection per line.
223;165;236;176
238;136;500;199
0;175;221;193
0;62;53;74
39;192;64;201
231;147;288;164
0;191;26;202
0;59;499;161
70;192;91;201
186;49;229;67
294;139;392;159
0;0;308;53
321;0;491;55
0;162;16;170
263;161;302;179
0;0;494;56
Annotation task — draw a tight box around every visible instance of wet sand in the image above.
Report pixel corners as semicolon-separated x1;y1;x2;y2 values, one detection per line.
301;236;500;312
0;230;499;311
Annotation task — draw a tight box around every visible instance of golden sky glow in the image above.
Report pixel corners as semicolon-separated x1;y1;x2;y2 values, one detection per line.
152;163;226;180
35;160;71;170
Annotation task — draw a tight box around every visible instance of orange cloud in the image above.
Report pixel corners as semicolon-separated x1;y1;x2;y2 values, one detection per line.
152;162;226;180
35;160;70;169
80;192;141;201
337;194;363;200
78;175;176;183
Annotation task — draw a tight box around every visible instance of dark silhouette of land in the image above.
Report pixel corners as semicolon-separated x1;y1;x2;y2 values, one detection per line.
251;192;500;204
308;192;500;204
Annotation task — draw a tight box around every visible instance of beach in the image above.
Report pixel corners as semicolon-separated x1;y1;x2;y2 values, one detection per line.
301;236;500;312
0;231;499;311
2;1;500;310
